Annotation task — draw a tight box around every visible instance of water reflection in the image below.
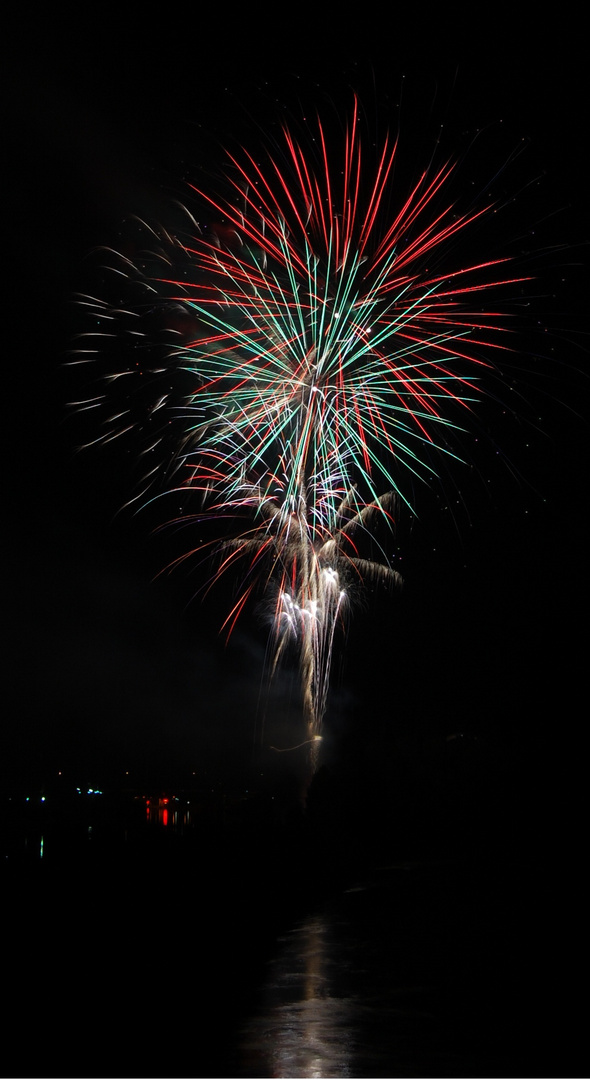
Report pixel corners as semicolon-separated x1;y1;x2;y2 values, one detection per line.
240;912;356;1078
237;876;464;1079
144;795;194;830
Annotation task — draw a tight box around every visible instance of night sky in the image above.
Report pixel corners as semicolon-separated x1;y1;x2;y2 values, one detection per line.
4;17;587;821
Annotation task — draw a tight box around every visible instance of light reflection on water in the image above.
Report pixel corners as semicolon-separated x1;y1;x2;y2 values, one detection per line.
239;913;354;1078
238;887;448;1079
3;793;195;863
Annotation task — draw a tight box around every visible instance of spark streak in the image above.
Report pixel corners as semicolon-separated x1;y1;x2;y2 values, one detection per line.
75;102;524;770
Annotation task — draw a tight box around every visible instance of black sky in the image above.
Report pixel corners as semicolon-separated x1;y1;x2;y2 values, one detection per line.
4;16;588;798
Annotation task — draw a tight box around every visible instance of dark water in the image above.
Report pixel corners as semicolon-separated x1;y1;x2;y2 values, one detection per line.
236;880;462;1078
2;791;580;1078
233;863;544;1078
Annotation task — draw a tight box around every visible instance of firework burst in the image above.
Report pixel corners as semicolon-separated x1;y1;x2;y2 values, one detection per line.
74;101;524;768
